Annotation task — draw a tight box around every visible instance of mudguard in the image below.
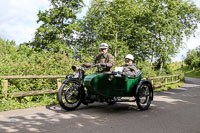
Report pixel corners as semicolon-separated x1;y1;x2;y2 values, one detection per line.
135;80;154;100
61;77;86;104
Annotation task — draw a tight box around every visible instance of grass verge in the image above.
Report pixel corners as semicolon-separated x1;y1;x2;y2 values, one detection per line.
0;94;58;112
184;68;200;79
154;82;184;92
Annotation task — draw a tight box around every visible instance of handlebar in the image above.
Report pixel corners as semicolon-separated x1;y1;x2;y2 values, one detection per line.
81;64;100;71
71;64;99;73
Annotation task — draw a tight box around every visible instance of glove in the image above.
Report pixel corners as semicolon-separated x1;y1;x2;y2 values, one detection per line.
81;63;91;68
106;63;113;68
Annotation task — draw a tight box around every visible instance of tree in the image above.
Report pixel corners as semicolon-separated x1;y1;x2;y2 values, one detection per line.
79;0;200;74
0;38;17;56
78;0;136;60
27;0;84;53
144;0;200;75
184;48;200;68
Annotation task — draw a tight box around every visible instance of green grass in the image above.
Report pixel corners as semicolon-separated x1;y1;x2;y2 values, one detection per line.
170;62;200;79
153;61;185;92
154;82;184;92
184;68;200;78
0;94;58;112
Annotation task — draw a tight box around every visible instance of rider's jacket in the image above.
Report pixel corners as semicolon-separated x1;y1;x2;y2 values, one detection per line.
94;53;114;73
121;64;138;76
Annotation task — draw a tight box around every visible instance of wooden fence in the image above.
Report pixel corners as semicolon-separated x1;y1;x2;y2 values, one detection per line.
0;74;181;98
0;75;66;98
147;74;181;88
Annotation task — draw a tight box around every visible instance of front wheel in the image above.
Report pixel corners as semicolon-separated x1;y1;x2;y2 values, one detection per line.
57;80;82;111
136;82;153;111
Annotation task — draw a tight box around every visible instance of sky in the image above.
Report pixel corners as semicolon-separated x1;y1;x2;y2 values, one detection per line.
0;0;200;62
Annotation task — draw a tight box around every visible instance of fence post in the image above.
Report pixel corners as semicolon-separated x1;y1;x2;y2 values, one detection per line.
57;79;62;90
165;78;167;87
178;74;180;82
151;80;154;86
171;76;173;82
1;80;8;98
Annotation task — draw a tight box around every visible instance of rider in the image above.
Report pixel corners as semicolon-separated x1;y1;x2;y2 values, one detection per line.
82;43;114;73
121;54;138;76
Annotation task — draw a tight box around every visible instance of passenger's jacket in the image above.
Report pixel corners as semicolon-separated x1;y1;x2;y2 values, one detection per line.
94;53;114;73
121;64;138;76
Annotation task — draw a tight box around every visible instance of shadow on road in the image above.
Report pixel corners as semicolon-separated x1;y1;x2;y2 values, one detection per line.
0;83;200;133
0;103;141;133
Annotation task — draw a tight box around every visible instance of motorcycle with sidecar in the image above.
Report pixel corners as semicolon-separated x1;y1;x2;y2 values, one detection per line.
57;64;154;111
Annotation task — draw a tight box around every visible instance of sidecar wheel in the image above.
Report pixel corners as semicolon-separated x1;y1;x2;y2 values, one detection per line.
58;81;81;111
136;82;153;111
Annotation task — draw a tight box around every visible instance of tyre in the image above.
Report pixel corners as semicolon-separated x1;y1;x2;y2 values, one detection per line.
58;80;82;111
136;82;153;111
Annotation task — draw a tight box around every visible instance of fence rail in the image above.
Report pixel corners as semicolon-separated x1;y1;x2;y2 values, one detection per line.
147;74;181;88
0;74;181;98
0;75;66;79
0;75;65;98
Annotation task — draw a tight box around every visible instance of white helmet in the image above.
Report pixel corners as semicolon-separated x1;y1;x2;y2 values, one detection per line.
99;43;108;49
125;54;134;61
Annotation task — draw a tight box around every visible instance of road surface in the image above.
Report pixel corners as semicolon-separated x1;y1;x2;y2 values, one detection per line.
0;77;200;133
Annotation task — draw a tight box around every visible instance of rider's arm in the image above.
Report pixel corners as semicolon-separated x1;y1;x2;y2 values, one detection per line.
122;65;137;76
106;53;114;68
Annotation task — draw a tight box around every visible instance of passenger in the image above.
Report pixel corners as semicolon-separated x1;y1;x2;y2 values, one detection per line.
82;43;114;73
121;54;138;76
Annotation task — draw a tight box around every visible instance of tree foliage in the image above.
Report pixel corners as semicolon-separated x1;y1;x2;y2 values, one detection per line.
184;47;200;68
78;0;200;69
0;38;81;110
27;0;200;67
27;0;84;53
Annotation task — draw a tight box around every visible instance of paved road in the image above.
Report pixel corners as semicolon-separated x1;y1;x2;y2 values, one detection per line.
0;78;200;133
185;77;200;85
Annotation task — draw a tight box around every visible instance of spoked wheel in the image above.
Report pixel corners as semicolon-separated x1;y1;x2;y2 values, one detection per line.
136;82;153;111
58;80;82;111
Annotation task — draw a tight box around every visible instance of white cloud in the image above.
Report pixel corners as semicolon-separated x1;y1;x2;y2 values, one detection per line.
0;0;90;45
186;34;200;50
171;30;200;62
195;0;200;8
0;0;50;45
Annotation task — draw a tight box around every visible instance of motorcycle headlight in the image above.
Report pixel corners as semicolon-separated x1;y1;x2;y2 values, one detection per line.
72;65;78;72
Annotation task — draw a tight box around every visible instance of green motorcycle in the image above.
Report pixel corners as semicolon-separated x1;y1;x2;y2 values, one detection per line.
57;65;154;111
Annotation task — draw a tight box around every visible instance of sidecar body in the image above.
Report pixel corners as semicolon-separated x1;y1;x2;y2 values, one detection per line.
83;72;143;97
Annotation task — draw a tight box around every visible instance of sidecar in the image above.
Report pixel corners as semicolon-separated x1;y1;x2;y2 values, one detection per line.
83;72;154;110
